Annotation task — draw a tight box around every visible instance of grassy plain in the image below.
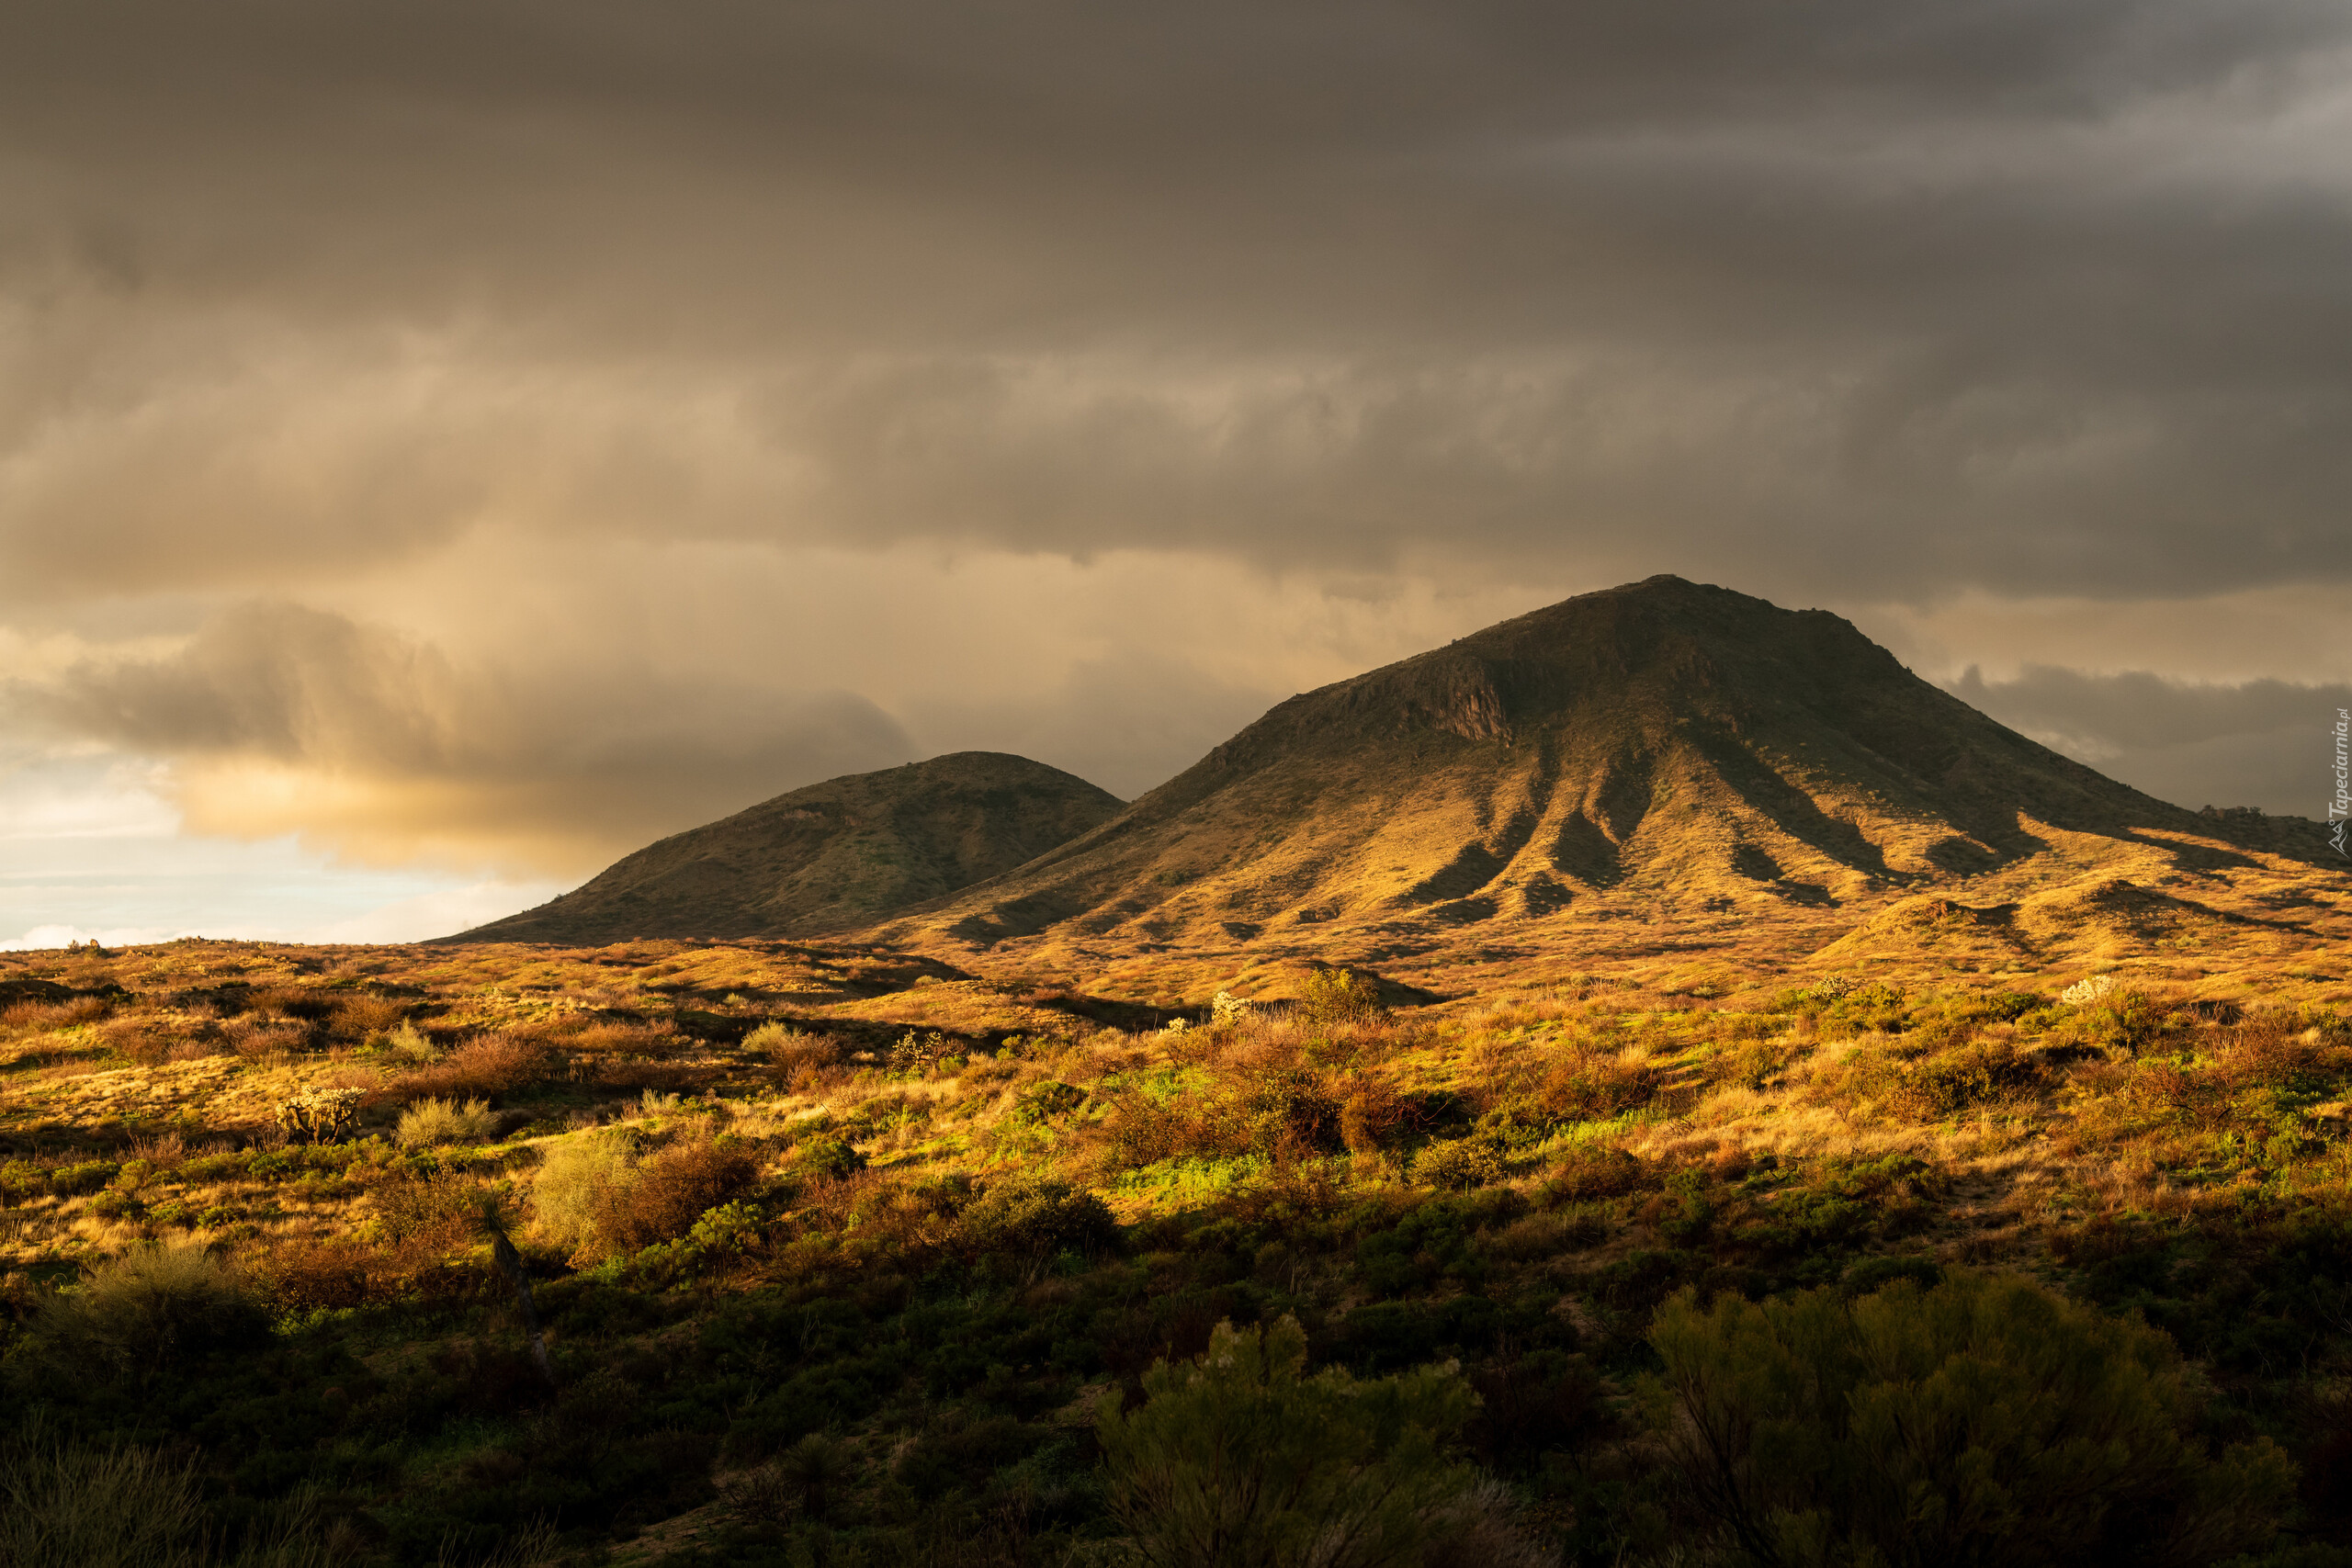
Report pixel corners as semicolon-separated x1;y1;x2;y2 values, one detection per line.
4;903;2352;1564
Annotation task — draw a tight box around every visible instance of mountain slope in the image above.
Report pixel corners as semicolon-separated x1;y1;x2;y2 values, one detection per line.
447;752;1123;943
884;577;2337;961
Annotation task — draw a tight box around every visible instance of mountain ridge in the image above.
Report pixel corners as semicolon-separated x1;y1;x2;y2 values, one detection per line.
873;577;2339;964
445;751;1123;944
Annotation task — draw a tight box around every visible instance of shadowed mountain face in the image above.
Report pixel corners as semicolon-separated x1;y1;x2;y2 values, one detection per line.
890;577;2339;958
447;753;1123;943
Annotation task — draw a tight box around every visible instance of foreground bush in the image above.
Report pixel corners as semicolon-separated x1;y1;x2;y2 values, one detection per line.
15;1241;268;1388
1650;1270;2295;1566
0;1431;337;1568
1097;1314;1486;1568
395;1094;496;1146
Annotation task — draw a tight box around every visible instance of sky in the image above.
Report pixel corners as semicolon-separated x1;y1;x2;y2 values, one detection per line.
3;1;2349;946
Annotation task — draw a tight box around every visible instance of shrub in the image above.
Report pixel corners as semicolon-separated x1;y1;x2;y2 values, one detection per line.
396;1096;497;1146
1295;968;1389;1028
1542;1143;1649;1201
0;1429;337;1568
1538;1051;1660;1122
1883;1038;2045;1120
594;1139;758;1255
530;1133;639;1257
16;1242;268;1388
788;1134;865;1183
1414;1137;1502;1191
1097;1314;1483;1568
1649;1270;2295;1566
1010;1078;1088;1126
371;1169;490;1246
329;992;408;1042
389;1032;559;1103
742;1021;842;1075
383;1021;438;1063
956;1179;1119;1265
1339;1077;1407;1155
1234;1061;1345;1156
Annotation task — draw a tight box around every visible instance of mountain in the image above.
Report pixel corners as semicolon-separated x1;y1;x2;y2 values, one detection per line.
447;752;1124;944
883;577;2339;965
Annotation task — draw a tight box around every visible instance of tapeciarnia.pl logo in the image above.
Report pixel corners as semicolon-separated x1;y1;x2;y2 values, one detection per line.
2331;706;2348;856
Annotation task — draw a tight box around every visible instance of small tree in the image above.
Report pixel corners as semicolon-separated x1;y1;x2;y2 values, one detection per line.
1649;1270;2294;1567
1098;1314;1481;1568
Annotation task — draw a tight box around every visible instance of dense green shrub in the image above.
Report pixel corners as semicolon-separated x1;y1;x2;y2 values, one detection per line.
1542;1142;1650;1201
1412;1137;1502;1191
956;1179;1119;1265
1097;1314;1482;1568
1649;1270;2295;1566
788;1133;865;1182
1011;1078;1088;1125
15;1242;268;1388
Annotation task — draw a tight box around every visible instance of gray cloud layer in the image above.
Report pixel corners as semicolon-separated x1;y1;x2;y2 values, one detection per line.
1951;666;2352;818
1;2;2346;874
5;1;2347;597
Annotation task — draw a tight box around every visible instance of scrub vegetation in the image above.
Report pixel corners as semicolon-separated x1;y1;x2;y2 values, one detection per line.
3;934;2351;1566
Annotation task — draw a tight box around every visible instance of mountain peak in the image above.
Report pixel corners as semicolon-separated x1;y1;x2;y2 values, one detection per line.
888;579;2335;959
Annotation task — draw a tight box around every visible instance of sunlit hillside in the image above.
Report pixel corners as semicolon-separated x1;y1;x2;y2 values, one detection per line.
4;907;2351;1563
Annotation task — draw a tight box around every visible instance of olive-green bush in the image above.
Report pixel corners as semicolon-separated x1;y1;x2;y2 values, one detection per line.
1097;1314;1483;1568
1649;1270;2295;1566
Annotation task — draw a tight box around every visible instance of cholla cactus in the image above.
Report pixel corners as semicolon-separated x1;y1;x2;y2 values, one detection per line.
1212;991;1251;1025
1161;1018;1191;1034
2062;975;2116;1005
888;1028;956;1075
274;1087;359;1143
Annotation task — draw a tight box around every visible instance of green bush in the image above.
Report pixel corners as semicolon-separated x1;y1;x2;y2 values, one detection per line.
1413;1137;1502;1191
1010;1078;1088;1126
1097;1314;1482;1568
956;1179;1119;1264
1649;1270;2295;1566
395;1095;496;1146
788;1134;865;1182
15;1242;268;1388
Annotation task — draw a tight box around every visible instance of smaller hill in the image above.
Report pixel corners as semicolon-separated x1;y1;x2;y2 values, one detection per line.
444;753;1123;944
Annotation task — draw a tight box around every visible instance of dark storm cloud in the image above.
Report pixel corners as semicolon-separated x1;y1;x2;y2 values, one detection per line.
1952;665;2352;818
1;0;2347;601
1;1;2347;875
